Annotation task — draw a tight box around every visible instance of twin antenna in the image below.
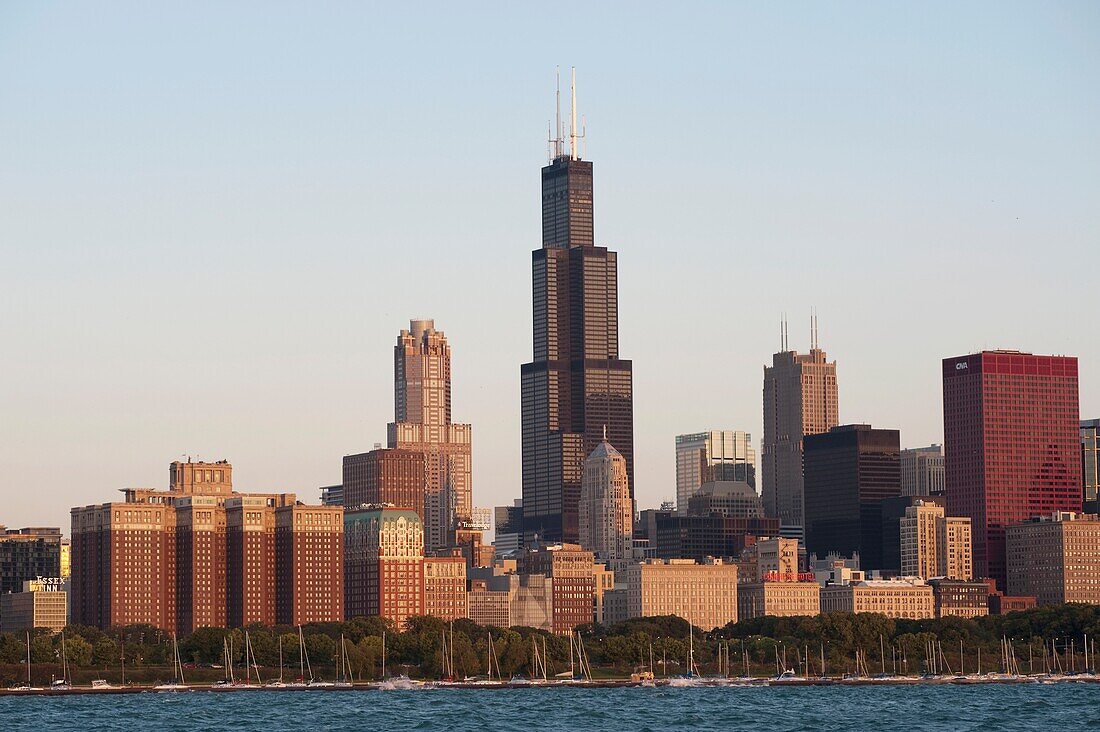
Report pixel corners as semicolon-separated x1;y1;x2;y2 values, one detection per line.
548;66;585;162
780;309;820;352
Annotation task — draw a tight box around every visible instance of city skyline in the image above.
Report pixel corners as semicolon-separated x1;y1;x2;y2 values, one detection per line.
2;3;1099;530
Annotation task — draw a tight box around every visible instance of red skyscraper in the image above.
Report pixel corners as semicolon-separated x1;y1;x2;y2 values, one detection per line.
942;351;1081;589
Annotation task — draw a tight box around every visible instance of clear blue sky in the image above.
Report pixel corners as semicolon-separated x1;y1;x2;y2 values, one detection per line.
1;2;1098;530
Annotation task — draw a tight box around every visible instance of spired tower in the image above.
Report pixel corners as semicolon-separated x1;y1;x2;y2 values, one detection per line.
761;315;839;540
521;69;634;546
388;319;473;551
579;430;634;571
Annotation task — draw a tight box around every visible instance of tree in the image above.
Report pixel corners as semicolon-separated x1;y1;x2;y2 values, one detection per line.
66;635;94;667
92;637;119;668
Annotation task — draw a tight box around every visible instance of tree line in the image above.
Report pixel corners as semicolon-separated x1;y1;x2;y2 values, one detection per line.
2;603;1098;685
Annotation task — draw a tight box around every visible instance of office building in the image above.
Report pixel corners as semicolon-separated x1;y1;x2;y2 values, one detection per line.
899;501;973;580
686;481;764;519
388;319;473;551
493;500;523;557
927;578;988;619
943;351;1081;589
1006;512;1100;606
819;578;934;619
762;324;839;539
603;558;738;631
467;582;511;627
520;544;596;634
879;495;944;575
423;553;468;622
675;431;756;514
737;538;818;619
637;509;778;562
344;507;424;628
1083;419;1099;514
521;94;634;546
320;485;344;507
343;448;425;518
804;424;900;571
0;527;62;596
0;577;68;633
900;445;945;497
578;436;633;570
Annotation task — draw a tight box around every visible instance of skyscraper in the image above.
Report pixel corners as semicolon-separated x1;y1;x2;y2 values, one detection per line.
521;73;633;546
943;351;1081;589
900;445;946;496
388;319;472;552
675;430;756;514
1082;419;1099;514
761;320;839;538
578;434;633;570
804;424;900;570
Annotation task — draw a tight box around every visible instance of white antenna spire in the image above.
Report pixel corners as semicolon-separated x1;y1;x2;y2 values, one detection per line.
570;67;577;160
556;66;563;158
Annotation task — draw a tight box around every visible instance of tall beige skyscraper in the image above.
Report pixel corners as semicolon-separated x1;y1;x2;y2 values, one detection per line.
761;319;839;538
578;434;633;571
388;319;472;552
900;500;973;580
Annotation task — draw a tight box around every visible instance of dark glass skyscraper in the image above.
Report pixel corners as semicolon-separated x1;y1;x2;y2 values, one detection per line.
521;151;633;547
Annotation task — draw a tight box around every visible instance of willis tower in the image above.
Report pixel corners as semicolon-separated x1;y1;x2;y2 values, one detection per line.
521;69;634;546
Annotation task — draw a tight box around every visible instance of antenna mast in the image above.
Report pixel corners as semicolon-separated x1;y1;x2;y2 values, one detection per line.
569;67;585;160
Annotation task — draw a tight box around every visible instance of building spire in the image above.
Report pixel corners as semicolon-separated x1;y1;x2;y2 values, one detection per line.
569;67;585;160
603;424;608;441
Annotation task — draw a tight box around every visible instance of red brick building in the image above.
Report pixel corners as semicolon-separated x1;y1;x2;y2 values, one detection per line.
342;448;425;520
520;544;595;634
423;552;468;621
943;351;1081;589
275;504;344;626
344;507;424;628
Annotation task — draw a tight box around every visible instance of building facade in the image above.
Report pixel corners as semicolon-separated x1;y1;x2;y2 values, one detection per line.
900;445;945;497
899;501;973;580
686;481;764;518
519;544;596;634
943;351;1082;589
606;559;738;631
820;578;934;619
804;424;900;571
342;448;426;518
388;319;473;551
737;580;820;620
0;577;68;633
928;578;988;619
675;431;756;514
344;507;424;628
274;504;344;626
578;438;633;570
423;553;468;622
0;527;62;596
761;336;839;539
638;510;779;562
521;143;634;547
226;495;277;628
1083;419;1099;514
1005;512;1100;605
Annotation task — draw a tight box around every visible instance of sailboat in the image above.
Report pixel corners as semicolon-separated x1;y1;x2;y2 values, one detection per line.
213;636;235;688
154;633;190;691
11;631;43;691
285;625;314;688
265;634;288;688
334;634;353;688
378;629;418;690
50;632;72;690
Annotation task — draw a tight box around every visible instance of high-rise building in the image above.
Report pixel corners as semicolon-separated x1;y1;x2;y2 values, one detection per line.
637;509;778;562
226;495;277;628
900;445;945;496
1082;419;1100;514
0;578;68;634
804;424;900;571
274;504;344;626
879;495;945;574
1006;512;1100;605
519;543;596;634
71;459;343;632
521;85;633;547
388;319;472;552
578;436;633;570
0;527;62;596
686;481;764;519
344;507;424;628
762;326;839;539
675;431;756;514
899;501;973;580
943;351;1082;589
422;553;468;622
343;448;425;519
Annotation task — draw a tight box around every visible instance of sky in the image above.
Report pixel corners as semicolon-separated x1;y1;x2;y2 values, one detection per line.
1;2;1098;531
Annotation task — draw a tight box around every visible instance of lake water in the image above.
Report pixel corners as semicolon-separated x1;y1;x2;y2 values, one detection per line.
1;684;1097;731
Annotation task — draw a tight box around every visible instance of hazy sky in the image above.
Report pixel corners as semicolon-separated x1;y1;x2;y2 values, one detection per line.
2;2;1098;531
